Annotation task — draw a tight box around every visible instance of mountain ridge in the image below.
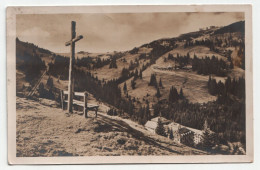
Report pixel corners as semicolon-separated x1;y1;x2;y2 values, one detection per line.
16;20;246;153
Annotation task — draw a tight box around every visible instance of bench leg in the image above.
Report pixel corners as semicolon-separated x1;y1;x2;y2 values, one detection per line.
84;108;88;118
60;90;64;110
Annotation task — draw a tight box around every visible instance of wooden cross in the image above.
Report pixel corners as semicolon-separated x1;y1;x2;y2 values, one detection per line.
65;21;83;113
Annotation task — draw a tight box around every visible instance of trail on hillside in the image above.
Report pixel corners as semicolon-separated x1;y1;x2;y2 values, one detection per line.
151;65;209;82
16;97;207;157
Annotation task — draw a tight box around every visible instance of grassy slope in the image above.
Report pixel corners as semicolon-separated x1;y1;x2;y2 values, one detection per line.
15;21;246;156
118;45;226;104
90;52;149;81
165;44;226;60
16;29;244;104
16;97;207;156
119;63;217;105
117;31;244;105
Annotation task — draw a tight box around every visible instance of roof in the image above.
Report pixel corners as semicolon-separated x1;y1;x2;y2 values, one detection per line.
145;121;157;130
179;128;193;135
167;122;180;132
167;122;204;135
147;117;208;136
151;117;171;125
185;127;204;135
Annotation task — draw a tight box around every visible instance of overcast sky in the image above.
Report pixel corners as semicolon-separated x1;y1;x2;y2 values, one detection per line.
16;12;244;53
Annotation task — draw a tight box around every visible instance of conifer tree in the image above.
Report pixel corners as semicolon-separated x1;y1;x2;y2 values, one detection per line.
159;78;163;87
131;79;136;89
208;78;218;95
149;74;157;88
145;103;150;120
107;108;114;116
230;60;234;69
169;129;174;139
187;52;190;60
134;68;139;79
169;87;173;102
179;88;184;99
208;75;212;87
155;118;167;137
169;86;179;103
113;109;118;116
109;58;117;68
168;53;173;60
139;70;142;79
156;87;161;98
123;82;127;93
47;76;54;89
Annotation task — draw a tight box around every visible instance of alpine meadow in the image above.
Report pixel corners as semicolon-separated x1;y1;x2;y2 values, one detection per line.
14;12;247;158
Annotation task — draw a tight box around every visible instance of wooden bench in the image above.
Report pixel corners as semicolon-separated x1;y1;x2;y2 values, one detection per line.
60;90;99;118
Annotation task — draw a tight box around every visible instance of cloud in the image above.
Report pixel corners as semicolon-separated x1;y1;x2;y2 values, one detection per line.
18;27;50;46
16;12;244;53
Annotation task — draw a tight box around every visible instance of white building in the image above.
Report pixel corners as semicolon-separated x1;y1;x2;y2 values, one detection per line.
145;117;208;146
144;120;157;133
185;126;204;145
144;117;171;134
166;121;204;145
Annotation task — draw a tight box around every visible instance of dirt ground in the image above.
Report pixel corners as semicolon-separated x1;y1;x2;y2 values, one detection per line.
16;97;207;157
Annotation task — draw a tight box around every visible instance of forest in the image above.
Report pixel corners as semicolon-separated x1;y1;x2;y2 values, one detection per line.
16;38;47;84
16;20;246;149
45;54;246;147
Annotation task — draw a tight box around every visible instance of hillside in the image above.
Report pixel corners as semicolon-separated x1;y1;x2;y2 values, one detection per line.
16;20;246;152
16;97;207;156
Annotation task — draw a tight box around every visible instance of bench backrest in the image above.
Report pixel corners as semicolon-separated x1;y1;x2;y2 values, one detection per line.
60;90;87;110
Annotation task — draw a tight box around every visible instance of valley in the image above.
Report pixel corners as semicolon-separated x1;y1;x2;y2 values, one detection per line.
16;20;246;156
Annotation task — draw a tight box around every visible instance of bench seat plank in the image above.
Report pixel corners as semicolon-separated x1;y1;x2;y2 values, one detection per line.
64;99;99;109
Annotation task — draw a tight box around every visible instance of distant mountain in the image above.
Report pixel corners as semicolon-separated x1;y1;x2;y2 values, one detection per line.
214;21;245;35
16;20;246;148
16;20;245;96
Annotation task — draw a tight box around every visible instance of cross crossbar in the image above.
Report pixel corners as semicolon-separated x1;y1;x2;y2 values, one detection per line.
65;35;84;46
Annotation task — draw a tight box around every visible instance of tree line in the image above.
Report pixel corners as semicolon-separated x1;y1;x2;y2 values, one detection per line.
153;98;245;145
16;38;46;85
47;52;245;147
167;53;190;69
208;76;245;102
192;55;228;76
76;57;111;70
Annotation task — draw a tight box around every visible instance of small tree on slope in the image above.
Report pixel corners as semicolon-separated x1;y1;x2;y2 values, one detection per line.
123;82;127;93
169;129;174;139
155;118;167;137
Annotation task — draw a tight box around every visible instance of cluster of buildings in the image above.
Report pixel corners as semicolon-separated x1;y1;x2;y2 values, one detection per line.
153;64;192;71
199;26;220;31
145;117;210;146
160;41;170;47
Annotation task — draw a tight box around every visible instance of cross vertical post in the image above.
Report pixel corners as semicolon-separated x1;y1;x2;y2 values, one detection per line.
67;21;76;113
65;21;83;113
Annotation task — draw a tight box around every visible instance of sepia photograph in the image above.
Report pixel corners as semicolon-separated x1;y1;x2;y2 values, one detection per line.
7;5;253;164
